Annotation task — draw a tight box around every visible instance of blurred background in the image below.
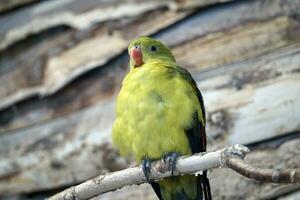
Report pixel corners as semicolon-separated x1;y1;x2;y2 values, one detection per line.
0;0;300;199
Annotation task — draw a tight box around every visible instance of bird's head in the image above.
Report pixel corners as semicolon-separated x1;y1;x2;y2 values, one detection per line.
128;36;175;69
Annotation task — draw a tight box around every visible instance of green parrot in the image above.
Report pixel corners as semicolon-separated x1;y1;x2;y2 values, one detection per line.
112;36;211;200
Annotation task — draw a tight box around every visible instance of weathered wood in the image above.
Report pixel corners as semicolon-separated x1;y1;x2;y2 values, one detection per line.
171;0;233;11
0;53;127;134
0;0;38;13
156;0;300;47
0;0;233;51
278;190;300;200
1;0;299;110
0;46;299;196
173;16;300;70
203;50;300;145
1;0;300;134
0;100;127;195
0;0;300;199
0;0;167;50
0;8;189;110
97;184;156;200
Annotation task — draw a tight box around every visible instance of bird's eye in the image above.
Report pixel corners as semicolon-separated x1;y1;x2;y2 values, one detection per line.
150;46;157;52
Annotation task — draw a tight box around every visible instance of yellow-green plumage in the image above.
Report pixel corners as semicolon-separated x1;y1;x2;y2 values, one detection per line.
112;37;211;200
113;60;203;160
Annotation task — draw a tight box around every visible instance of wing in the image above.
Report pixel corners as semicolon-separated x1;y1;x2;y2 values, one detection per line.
175;66;206;153
150;65;211;200
176;66;212;200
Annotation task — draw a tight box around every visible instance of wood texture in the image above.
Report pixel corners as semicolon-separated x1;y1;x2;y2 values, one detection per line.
1;0;299;110
0;7;190;110
0;0;300;199
0;0;38;13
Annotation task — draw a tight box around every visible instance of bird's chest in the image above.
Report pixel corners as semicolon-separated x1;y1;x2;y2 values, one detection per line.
123;75;173;126
116;69;194;160
122;70;186;123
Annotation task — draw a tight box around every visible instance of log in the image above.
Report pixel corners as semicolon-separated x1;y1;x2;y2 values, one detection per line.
1;0;299;110
0;0;38;13
0;46;299;196
0;0;300;199
0;7;189;110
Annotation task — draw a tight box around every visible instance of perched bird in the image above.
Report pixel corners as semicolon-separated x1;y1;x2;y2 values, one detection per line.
112;36;211;200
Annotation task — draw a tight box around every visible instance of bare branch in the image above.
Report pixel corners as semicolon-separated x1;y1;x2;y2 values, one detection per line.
48;144;300;200
226;158;300;184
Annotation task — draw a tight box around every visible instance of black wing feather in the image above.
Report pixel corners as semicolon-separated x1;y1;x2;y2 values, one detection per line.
177;67;212;200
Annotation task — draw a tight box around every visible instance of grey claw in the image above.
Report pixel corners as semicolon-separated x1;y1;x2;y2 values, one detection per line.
163;152;180;176
142;158;152;183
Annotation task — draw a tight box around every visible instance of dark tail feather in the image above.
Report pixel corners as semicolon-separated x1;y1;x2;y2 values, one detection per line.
150;182;163;200
196;176;203;200
201;171;212;200
151;174;211;200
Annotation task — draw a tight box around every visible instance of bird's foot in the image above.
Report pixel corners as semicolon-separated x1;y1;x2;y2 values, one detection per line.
142;157;152;183
163;152;180;176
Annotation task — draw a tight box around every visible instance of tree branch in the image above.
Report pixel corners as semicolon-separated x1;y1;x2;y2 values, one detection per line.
48;144;300;200
226;158;300;183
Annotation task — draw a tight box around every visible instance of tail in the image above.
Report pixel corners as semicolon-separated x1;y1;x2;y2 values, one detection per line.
150;173;212;200
200;171;212;200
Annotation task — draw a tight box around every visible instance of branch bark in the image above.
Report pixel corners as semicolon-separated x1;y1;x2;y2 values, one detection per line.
226;158;300;183
48;144;300;200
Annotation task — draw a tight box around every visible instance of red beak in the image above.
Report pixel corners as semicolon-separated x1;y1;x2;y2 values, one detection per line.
130;47;143;67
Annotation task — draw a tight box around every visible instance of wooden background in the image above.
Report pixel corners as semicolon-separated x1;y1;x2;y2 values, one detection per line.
0;0;300;199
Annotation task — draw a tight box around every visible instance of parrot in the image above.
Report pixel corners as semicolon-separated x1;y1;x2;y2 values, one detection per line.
112;36;211;200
